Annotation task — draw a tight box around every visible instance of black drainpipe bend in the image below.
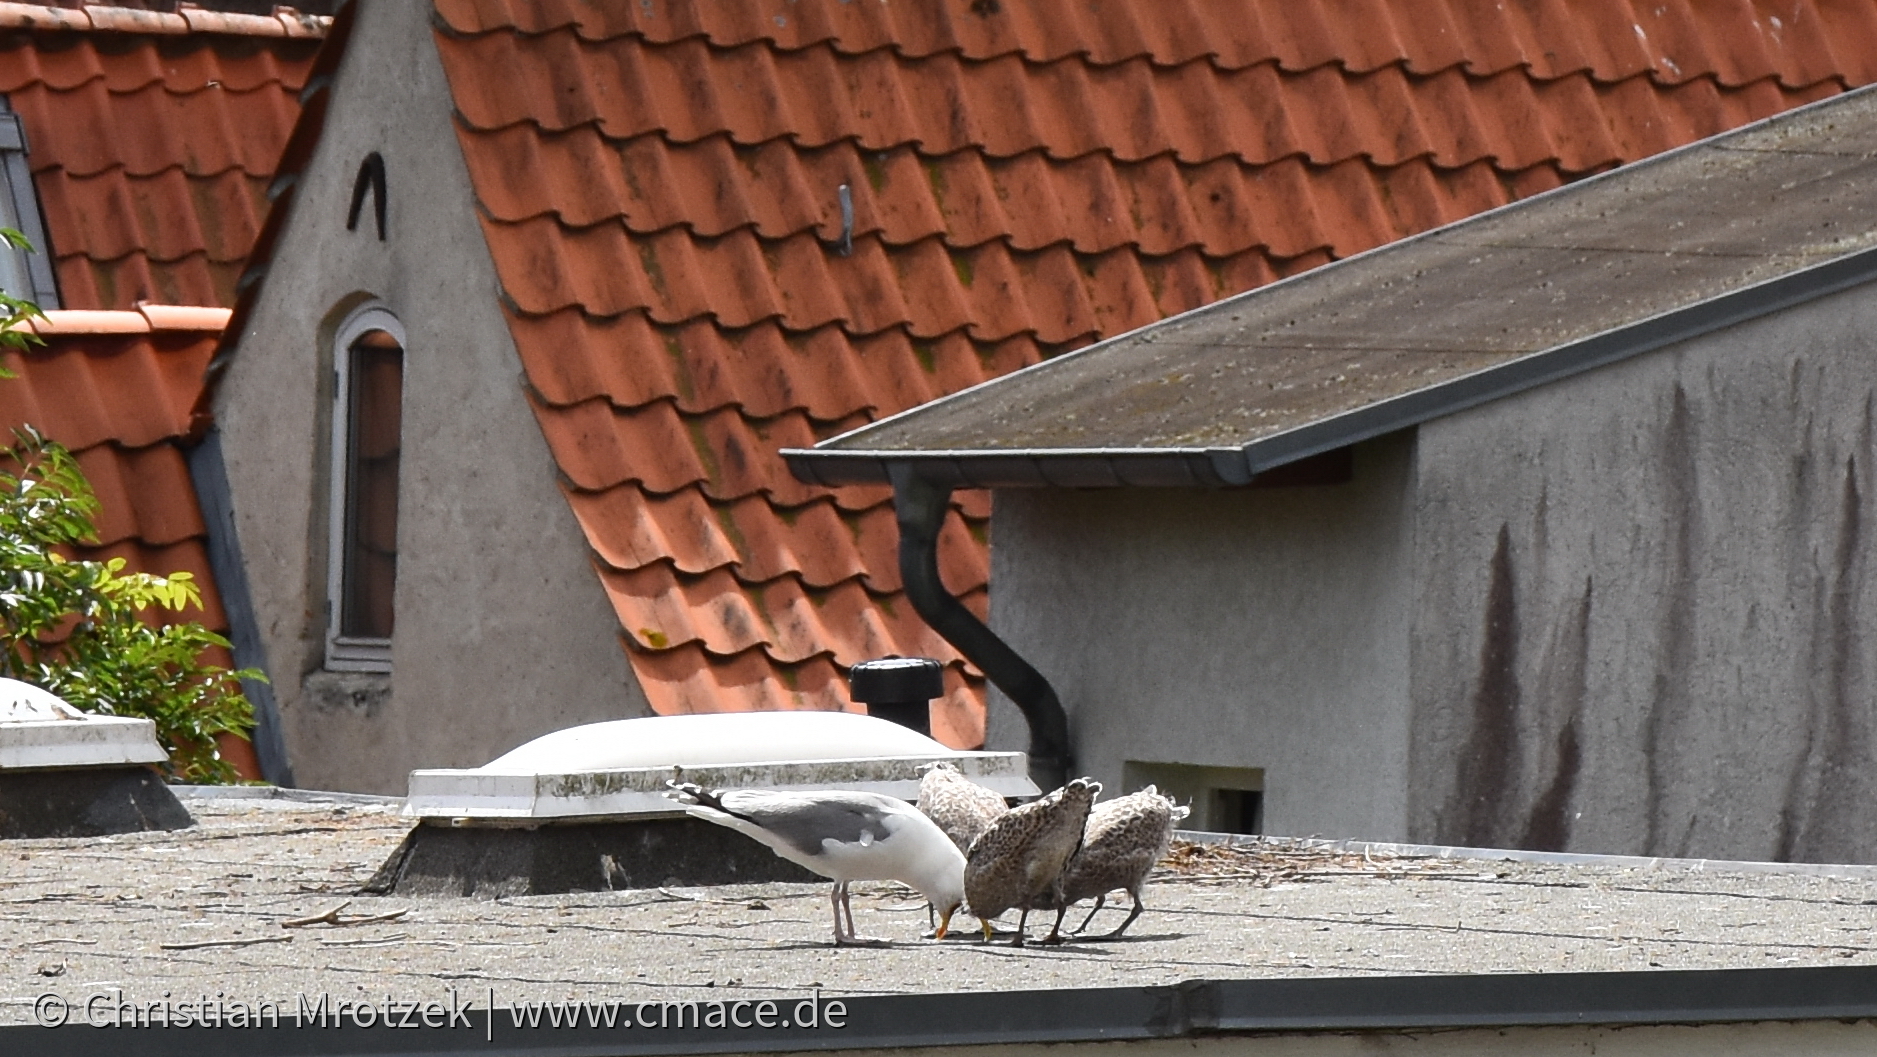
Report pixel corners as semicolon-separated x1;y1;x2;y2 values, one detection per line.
889;464;1070;790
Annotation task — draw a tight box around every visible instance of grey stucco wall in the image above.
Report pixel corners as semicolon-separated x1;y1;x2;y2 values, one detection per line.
212;0;649;793
988;436;1416;842
1409;282;1877;863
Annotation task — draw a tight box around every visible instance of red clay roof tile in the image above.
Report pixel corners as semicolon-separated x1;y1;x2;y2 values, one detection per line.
432;1;1874;743
567;485;984;595
432;0;1877;87
74;442;206;548
0;314;231;652
35;168;270;266
0;10;325;781
0;20;320;310
624;640;985;747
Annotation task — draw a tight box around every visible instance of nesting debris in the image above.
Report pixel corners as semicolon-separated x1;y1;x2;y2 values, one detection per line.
964;777;1100;946
1157;837;1467;886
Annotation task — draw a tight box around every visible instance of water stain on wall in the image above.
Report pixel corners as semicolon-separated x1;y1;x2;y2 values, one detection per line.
1643;384;1699;857
1445;523;1521;848
1522;576;1592;852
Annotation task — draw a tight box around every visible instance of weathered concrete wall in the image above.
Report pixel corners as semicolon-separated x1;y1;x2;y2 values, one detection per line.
1409;282;1877;862
989;436;1415;842
212;0;649;793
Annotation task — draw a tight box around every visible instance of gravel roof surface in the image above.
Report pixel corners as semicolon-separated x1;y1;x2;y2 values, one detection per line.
6;795;1877;1026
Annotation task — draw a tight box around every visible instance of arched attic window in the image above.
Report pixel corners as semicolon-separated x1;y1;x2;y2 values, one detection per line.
325;304;404;672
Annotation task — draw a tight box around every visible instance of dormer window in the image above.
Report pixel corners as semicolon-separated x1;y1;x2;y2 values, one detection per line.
325;304;403;671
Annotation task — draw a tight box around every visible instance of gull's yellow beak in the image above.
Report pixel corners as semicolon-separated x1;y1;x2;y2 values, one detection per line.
980;918;995;942
935;905;956;940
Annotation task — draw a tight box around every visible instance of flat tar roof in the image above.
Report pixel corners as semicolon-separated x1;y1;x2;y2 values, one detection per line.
7;792;1877;1055
789;83;1877;488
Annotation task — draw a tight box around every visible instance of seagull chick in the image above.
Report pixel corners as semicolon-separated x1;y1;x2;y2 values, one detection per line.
1040;785;1188;938
918;761;1009;853
665;782;965;946
963;777;1100;946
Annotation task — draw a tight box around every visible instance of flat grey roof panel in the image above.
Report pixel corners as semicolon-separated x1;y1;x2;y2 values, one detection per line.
794;84;1877;483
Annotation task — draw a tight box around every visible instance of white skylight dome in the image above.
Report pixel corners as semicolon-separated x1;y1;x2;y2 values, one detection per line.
485;711;957;773
407;709;1036;820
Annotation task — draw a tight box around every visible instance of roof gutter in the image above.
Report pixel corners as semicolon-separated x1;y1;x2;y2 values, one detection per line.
891;464;1070;790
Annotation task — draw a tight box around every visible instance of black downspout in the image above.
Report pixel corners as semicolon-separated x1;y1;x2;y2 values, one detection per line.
890;464;1070;790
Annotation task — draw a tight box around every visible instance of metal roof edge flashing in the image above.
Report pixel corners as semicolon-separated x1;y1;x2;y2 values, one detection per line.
13;966;1877;1054
782;447;1251;488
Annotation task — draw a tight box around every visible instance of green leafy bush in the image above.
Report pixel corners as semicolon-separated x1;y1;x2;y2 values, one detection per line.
0;231;260;783
0;427;261;783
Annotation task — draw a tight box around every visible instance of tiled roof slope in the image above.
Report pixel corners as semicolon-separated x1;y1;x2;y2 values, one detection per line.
0;4;325;309
0;308;243;748
430;0;1873;747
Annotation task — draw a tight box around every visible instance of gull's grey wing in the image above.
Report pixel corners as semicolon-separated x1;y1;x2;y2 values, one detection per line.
716;790;898;858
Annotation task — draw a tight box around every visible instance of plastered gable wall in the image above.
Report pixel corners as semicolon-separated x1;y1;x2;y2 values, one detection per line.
988;437;1416;843
212;0;649;793
1409;282;1877;863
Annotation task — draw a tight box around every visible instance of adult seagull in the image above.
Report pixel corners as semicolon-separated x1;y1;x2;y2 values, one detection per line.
666;782;966;946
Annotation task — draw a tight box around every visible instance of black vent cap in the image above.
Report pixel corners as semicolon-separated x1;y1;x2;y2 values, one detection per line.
848;656;945;705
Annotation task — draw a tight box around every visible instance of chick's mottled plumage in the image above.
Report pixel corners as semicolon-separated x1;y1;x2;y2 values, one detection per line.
1043;785;1188;938
964;777;1101;946
917;761;1009;853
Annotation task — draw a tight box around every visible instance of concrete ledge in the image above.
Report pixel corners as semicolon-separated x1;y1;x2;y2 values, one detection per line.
363;816;818;897
169;784;401;806
0;766;192;838
406;752;1035;821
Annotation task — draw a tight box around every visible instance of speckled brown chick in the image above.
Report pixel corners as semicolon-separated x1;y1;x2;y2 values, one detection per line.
1037;785;1188;939
963;777;1101;946
917;761;1009;853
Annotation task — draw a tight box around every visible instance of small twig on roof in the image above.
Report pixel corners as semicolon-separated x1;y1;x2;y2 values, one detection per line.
337;909;410;926
318;932;410;948
160;935;293;951
281;900;409;928
282;900;351;927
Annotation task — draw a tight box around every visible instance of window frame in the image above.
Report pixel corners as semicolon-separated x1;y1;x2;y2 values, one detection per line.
324;304;406;673
0;100;60;307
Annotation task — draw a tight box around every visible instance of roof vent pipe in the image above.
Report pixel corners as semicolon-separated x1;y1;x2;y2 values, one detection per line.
888;465;1070;790
848;656;942;736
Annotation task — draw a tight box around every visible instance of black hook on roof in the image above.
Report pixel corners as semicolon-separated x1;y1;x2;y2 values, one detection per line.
347;152;386;241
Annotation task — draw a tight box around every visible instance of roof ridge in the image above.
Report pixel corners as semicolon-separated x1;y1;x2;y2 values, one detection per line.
17;304;231;335
0;3;329;38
